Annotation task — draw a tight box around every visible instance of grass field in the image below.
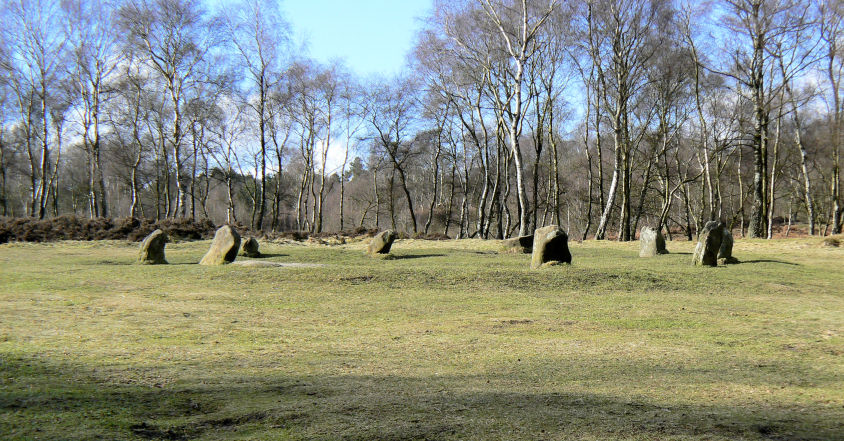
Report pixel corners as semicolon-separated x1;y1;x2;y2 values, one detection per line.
1;236;842;440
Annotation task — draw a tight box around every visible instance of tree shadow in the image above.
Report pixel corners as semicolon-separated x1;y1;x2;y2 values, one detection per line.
3;354;841;440
251;253;287;259
389;254;447;260
738;259;799;266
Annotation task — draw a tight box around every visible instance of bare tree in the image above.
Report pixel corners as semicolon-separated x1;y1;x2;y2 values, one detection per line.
819;0;843;234
226;0;289;229
119;0;222;218
5;0;69;218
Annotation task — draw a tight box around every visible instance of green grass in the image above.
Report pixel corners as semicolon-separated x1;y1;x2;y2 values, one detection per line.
1;236;842;440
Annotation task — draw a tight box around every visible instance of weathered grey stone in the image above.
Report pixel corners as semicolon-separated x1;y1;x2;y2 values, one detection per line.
240;236;261;257
693;221;724;267
531;225;572;269
199;225;241;265
718;228;739;264
367;230;397;255
138;229;168;264
501;234;533;254
639;226;668;257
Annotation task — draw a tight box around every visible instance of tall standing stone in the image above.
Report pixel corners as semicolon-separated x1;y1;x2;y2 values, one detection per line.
138;229;168;264
639;226;668;257
240;236;261;257
199;225;241;265
530;225;572;269
718;228;739;264
367;230;397;255
693;221;724;267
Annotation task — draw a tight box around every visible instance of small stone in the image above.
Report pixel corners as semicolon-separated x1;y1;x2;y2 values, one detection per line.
639;226;668;257
822;237;840;248
530;225;571;269
693;221;724;267
199;225;241;265
718;228;739;264
367;230;397;255
138;229;168;264
501;234;533;254
240;236;261;257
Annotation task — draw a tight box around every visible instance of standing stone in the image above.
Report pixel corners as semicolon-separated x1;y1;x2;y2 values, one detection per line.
639;226;668;257
367;230;397;255
199;225;241;265
530;225;572;269
138;229;168;264
501;234;534;254
718;228;739;264
693;221;724;267
240;236;261;257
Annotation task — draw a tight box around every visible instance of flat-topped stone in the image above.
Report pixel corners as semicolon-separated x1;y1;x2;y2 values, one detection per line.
531;225;572;269
501;234;533;254
639;226;668;257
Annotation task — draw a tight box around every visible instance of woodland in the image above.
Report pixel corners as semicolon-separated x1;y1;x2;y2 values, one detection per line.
1;0;842;240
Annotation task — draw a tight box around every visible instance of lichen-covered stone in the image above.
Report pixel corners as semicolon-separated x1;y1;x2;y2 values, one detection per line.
718;228;739;264
501;234;533;254
199;225;241;265
639;226;668;257
693;221;724;267
240;236;261;257
530;225;571;269
367;230;397;255
138;229;168;264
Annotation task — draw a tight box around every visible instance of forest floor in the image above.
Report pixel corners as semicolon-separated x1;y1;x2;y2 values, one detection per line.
1;236;843;440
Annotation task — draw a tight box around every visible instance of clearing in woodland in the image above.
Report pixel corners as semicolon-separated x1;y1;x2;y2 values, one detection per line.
0;237;842;440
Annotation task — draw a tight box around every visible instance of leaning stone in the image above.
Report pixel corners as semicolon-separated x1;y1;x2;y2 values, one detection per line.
367;230;397;255
718;228;739;264
501;234;534;254
693;221;724;267
138;229;168;264
639;226;668;257
531;225;572;269
199;225;241;265
240;236;261;257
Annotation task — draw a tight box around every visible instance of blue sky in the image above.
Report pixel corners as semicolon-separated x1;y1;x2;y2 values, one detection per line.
282;0;432;77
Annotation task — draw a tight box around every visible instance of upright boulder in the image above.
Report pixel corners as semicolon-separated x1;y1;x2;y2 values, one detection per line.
240;236;261;258
718;228;739;264
639;226;668;257
693;221;724;267
199;225;241;265
367;230;397;255
138;229;168;264
501;234;534;254
531;225;572;269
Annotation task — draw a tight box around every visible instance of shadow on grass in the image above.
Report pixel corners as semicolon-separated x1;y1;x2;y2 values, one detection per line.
739;259;799;266
252;253;287;258
2;355;841;441
389;254;447;260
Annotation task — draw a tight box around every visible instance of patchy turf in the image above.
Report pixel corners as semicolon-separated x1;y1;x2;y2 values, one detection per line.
0;236;842;440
